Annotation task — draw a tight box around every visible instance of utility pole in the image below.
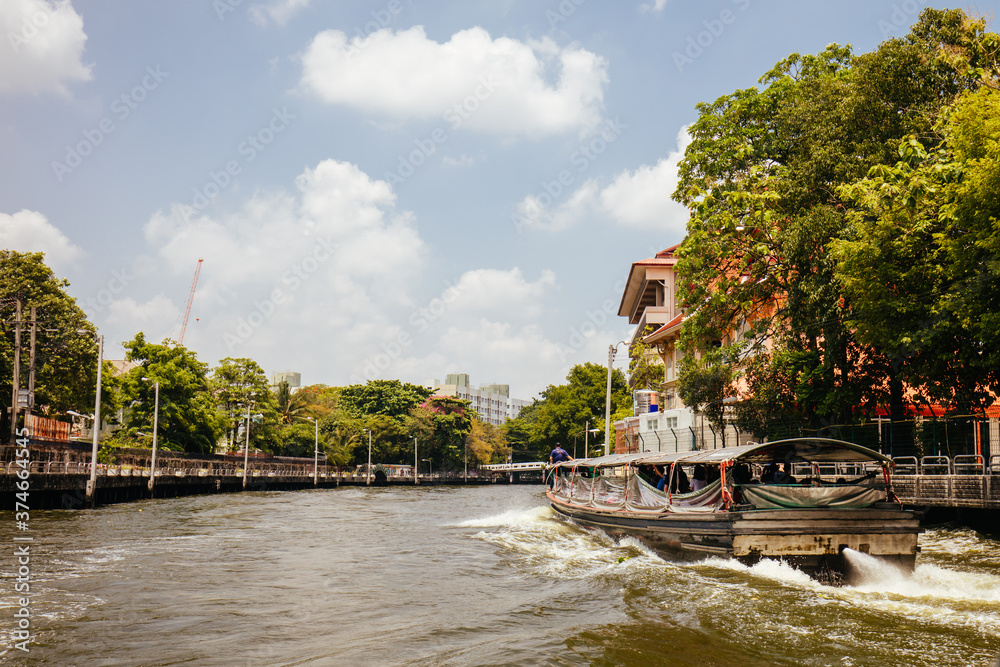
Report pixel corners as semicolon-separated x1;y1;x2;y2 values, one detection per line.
9;298;21;442
86;334;103;505
27;307;36;422
604;344;614;457
149;381;159;494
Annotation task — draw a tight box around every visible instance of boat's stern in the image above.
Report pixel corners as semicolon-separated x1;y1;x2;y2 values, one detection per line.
730;507;921;579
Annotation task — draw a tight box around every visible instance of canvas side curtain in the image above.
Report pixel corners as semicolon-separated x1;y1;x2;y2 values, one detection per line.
739;484;885;510
591;475;627;509
570;475;594;504
552;472;572;500
625;474;669;511
667;479;724;513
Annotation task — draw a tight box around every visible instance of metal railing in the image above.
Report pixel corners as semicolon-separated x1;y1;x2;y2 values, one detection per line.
889;454;997;476
2;460;332;479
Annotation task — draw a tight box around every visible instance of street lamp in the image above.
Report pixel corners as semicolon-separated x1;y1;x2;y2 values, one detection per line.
364;429;372;486
413;436;418;485
422;458;432;477
82;332;103;505
242;404;256;489
573;420;601;459
141;378;159;494
604;340;628;457
310;416;319;487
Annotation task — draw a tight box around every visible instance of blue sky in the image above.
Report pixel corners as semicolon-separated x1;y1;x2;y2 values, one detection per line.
2;0;995;400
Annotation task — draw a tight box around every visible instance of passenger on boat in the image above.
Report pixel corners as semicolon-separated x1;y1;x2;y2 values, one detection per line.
654;465;668;491
549;443;572;465
776;463;796;484
671;466;690;494
760;462;779;484
690;465;708;491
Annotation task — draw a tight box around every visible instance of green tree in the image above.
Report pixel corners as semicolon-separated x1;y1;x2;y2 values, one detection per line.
211;357;275;451
340;379;431;419
834;86;1000;414
528;363;629;459
672;9;994;432
1;251;101;435
628;331;666;391
406;396;473;470
465;418;507;466
118;333;224;454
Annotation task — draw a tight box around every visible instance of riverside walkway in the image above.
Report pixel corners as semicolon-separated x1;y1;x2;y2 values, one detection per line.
0;448;544;508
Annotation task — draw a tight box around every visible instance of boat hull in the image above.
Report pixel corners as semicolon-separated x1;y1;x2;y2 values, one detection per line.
549;495;920;580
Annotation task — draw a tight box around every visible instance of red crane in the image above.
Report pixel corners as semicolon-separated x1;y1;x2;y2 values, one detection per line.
178;259;203;345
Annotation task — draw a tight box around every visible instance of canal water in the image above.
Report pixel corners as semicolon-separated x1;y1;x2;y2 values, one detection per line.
3;485;1000;666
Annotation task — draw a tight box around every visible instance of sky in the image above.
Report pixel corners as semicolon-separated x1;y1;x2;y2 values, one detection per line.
1;0;996;401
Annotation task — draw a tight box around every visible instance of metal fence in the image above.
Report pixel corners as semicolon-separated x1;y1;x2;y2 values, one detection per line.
626;415;999;461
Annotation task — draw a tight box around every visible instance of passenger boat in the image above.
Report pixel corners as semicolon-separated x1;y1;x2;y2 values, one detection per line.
546;438;921;581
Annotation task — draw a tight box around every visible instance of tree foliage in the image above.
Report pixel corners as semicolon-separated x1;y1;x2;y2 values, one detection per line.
1;251;100;432
211;357;276;451
340;379;431;419
673;9;999;429
833;86;1000;413
118;333;225;454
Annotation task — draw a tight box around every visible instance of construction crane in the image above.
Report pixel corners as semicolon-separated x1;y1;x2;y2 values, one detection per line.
178;259;203;345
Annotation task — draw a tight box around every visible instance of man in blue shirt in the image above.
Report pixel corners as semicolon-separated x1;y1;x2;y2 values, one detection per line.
549;443;572;464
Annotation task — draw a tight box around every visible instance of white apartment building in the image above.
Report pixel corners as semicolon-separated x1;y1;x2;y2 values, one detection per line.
426;373;531;426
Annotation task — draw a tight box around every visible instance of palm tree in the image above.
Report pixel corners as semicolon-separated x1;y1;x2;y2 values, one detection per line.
324;427;359;466
275;381;314;425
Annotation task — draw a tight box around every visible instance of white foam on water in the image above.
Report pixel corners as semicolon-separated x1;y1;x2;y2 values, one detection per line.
698;555;820;588
467;506;666;580
452;504;552;529
844;548;1000;604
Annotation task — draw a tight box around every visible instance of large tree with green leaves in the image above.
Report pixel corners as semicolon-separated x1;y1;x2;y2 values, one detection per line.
833;86;1000;415
211;357;276;451
673;9;996;433
1;251;100;436
340;379;432;419
117;333;224;453
523;363;629;459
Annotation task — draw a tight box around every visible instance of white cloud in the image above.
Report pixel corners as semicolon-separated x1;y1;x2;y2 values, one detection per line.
514;179;600;233
0;209;83;269
0;0;91;95
118;158;428;370
513;126;691;233
300;26;608;137
106;294;179;334
640;0;668;12
450;268;556;319
249;0;311;27
599;126;691;230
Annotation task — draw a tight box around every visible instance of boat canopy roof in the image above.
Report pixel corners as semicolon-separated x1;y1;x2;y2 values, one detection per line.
553;438;891;469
